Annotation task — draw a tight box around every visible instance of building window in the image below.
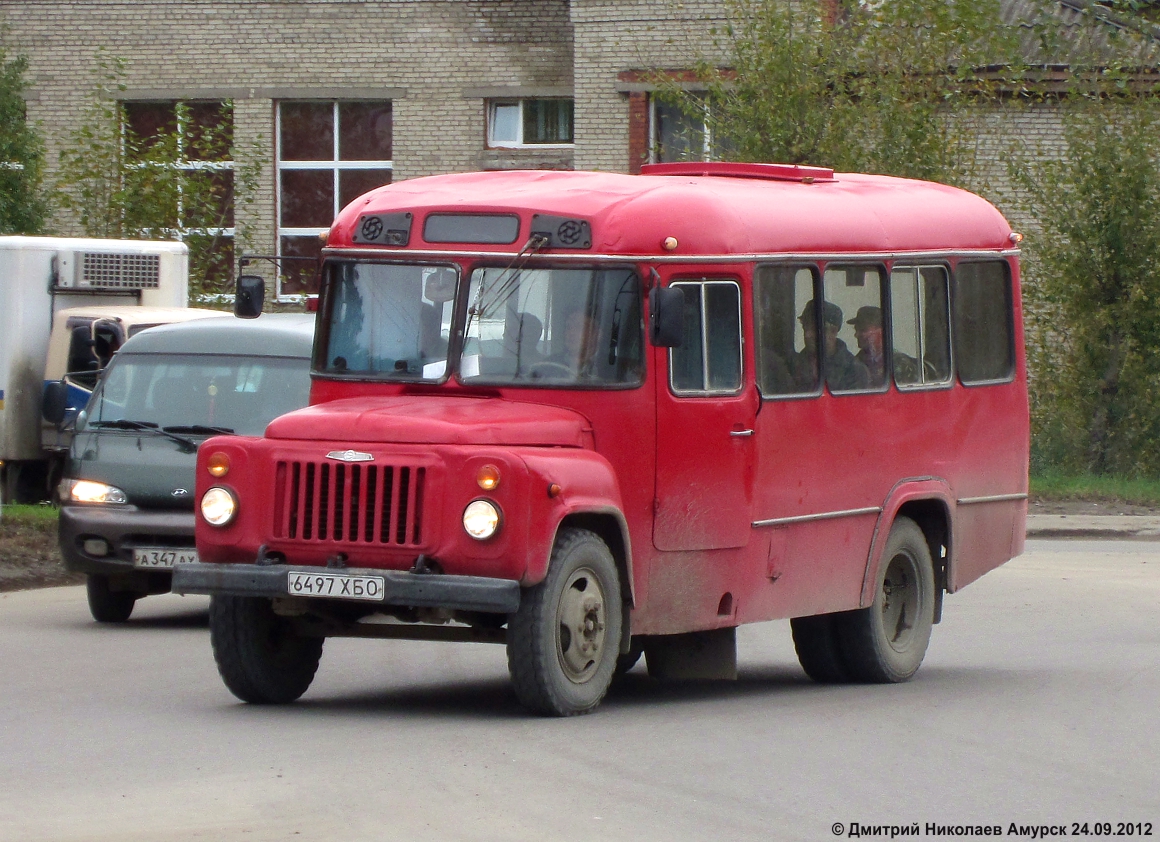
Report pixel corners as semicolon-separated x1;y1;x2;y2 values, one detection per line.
650;97;711;164
122;101;235;289
487;99;574;147
277;101;393;296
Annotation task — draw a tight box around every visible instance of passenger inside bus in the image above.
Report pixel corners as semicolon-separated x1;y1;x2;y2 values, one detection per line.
848;306;918;387
791;300;869;392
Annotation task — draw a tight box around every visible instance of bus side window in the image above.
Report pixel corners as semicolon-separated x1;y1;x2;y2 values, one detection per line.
889;266;951;387
822;265;883;393
669;280;742;394
754;265;817;396
954;261;1014;384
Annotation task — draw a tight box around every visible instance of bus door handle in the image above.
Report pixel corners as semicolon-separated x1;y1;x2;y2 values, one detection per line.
730;429;754;437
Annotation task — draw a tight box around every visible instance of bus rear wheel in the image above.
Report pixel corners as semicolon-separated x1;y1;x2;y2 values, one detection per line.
838;517;935;683
507;528;623;716
209;595;324;704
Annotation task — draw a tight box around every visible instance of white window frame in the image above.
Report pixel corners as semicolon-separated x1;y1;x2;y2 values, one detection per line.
486;99;574;149
276;101;394;297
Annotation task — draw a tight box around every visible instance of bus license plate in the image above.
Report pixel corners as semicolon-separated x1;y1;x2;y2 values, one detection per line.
133;548;199;568
286;571;385;602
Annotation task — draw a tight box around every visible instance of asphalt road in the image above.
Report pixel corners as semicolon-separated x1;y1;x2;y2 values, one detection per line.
0;539;1156;842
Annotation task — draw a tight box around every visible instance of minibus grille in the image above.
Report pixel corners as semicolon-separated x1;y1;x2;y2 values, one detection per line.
273;461;426;546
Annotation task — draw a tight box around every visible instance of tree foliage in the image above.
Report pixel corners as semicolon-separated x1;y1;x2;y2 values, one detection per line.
1013;89;1160;476
658;0;1027;184
54;51;266;297
0;33;47;234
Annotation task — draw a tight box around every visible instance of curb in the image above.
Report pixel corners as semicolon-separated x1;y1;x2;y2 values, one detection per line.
1025;515;1160;540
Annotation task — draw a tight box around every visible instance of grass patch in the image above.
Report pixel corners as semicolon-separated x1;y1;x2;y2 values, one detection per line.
1030;473;1160;506
0;503;59;525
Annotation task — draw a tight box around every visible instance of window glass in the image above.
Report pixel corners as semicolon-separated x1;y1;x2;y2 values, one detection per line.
889;266;952;387
822;265;882;392
487;99;574;147
653;98;708;163
323;262;457;379
338;102;393;160
278;101;393;297
754;265;817;396
954;261;1014;383
523;99;573;144
88;355;311;437
460;267;643;387
669;281;742;394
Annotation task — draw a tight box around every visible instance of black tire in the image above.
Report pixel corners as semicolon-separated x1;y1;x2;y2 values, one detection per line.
790;613;850;683
209;595;324;704
836;517;935;683
507;527;623;716
86;575;137;623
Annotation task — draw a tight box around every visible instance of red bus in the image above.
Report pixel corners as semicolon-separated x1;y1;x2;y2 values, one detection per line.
174;163;1029;716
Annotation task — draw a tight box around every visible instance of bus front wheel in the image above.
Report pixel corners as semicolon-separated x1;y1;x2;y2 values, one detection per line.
839;517;935;683
209;595;324;704
507;528;623;716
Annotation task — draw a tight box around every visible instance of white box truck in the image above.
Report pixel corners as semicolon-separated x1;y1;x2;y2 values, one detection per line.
0;236;217;502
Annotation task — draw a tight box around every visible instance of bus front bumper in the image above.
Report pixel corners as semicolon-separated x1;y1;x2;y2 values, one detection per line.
171;562;521;615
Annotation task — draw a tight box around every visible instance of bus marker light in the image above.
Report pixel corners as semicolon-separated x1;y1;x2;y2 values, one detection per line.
476;464;501;491
548;483;562;498
207;452;230;478
662;237;679;251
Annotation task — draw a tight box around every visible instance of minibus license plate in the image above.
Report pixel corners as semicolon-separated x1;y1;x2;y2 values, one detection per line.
133;548;199;568
286;572;385;602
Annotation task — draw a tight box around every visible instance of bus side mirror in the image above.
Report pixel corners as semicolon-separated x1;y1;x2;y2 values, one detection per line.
42;380;68;425
649;286;685;348
235;274;266;319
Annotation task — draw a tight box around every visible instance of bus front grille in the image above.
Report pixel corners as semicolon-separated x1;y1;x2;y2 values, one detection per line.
273;461;426;546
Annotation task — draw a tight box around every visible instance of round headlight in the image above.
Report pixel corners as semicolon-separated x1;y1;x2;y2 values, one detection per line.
200;486;238;527
462;499;501;541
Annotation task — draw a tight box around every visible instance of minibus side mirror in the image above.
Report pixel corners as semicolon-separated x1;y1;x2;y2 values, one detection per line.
649;286;685;347
42;380;68;425
235;274;266;319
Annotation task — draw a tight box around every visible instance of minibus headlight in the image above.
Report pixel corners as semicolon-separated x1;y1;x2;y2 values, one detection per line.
463;499;501;540
201;487;238;527
64;479;128;505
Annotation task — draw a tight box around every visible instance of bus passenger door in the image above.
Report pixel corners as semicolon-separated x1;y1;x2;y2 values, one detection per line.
654;279;756;551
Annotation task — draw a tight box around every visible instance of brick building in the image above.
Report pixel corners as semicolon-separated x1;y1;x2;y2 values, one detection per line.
4;0;1157;296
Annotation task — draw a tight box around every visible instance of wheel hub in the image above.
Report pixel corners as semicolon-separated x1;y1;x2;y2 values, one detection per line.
557;569;607;683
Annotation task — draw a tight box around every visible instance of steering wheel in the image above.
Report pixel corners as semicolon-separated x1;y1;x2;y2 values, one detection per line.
529;361;576;379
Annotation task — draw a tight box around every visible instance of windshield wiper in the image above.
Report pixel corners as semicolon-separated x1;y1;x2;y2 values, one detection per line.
89;419;198;451
164;424;235;435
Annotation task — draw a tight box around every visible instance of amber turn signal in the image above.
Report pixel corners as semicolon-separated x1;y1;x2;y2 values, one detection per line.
207;452;230;478
476;464;501;491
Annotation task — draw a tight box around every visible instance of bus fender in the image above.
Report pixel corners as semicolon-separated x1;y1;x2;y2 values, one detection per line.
860;479;955;612
515;450;635;608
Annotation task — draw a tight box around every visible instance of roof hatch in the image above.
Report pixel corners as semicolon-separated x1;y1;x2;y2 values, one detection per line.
640;162;835;183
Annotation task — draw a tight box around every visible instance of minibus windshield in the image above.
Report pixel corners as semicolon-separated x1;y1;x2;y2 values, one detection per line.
85;354;312;437
460;266;644;387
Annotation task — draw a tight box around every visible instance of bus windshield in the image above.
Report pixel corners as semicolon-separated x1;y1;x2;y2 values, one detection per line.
461;266;644;386
323;262;458;379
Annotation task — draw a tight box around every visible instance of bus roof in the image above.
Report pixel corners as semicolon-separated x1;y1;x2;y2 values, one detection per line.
328;167;1014;258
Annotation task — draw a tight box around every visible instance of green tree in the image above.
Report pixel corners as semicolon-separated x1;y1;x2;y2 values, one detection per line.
54;51;265;297
657;0;1027;185
1014;92;1160;476
0;34;47;234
